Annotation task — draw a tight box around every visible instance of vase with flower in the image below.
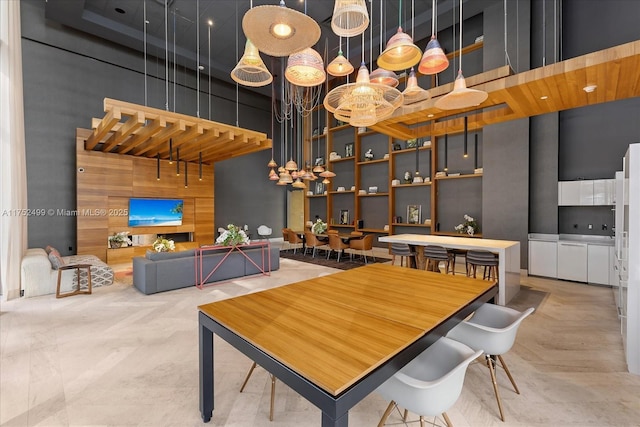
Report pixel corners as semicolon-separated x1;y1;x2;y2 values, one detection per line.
153;236;175;252
108;231;132;249
454;214;479;236
215;224;249;246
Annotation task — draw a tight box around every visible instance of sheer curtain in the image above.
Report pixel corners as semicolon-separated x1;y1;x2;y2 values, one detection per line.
0;1;28;301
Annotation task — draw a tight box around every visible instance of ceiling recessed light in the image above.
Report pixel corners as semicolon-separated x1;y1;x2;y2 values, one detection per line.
115;7;125;14
540;95;548;100
427;113;434;118
583;84;597;93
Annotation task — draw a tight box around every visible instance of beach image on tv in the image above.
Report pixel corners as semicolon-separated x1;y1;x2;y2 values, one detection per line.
128;199;183;227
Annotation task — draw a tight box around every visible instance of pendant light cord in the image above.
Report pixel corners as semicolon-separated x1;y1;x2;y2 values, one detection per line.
164;0;168;111
431;0;435;37
458;0;462;73
196;0;200;118
143;0;147;107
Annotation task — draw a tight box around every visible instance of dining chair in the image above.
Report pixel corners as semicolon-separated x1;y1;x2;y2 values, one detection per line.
239;361;277;421
390;243;416;267
287;229;304;254
376;336;482;427
281;228;290;251
327;233;349;262
304;231;327;258
446;304;535;422
466;249;499;281
349;234;375;263
257;225;272;241
423;245;454;273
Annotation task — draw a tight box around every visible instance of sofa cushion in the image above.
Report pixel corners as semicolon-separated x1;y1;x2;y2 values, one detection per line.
48;249;65;270
146;249;196;261
45;245;57;254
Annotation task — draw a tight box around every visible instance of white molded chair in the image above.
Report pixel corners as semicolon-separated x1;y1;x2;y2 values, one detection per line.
446;304;535;422
257;225;272;241
239;361;277;421
376;336;482;427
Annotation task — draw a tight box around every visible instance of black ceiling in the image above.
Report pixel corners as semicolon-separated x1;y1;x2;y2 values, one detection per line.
44;0;496;96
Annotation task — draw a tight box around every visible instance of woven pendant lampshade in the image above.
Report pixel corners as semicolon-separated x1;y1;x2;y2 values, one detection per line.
419;35;449;75
402;68;430;105
327;50;354;77
231;40;273;87
269;168;279;180
435;70;487;109
369;67;399;87
434;0;487;110
324;64;403;127
312;164;325;173
292;177;307;189
285;48;326;87
377;27;422;71
242;1;321;57
285;158;298;171
319;169;336;178
331;0;370;37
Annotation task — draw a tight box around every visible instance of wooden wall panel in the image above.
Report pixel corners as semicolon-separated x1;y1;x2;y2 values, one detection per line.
76;128;215;262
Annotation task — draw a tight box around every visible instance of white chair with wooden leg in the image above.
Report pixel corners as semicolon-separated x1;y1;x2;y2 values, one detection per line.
239;361;277;421
446;304;535;422
376;336;482;427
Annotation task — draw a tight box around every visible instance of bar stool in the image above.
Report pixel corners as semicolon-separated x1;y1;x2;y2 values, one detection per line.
466;250;499;281
56;263;92;298
390;243;415;267
447;248;468;275
423;245;453;273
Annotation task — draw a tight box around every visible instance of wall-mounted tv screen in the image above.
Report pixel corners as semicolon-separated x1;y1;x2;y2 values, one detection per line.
128;198;184;227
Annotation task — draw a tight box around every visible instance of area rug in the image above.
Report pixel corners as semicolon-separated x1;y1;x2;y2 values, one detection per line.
279;250;388;270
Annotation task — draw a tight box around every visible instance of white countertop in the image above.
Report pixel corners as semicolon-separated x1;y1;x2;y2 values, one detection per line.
379;234;519;250
528;233;614;246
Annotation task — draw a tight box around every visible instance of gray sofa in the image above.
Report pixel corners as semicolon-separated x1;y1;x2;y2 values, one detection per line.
133;245;280;295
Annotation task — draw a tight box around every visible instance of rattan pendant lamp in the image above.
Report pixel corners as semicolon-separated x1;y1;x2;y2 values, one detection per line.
231;40;273;87
377;0;422;71
434;0;488;110
331;0;369;37
401;0;430;105
243;0;321;57
285;47;326;87
327;36;354;77
418;0;449;75
369;0;399;87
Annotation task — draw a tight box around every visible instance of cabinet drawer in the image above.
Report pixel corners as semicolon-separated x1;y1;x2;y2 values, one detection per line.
557;242;588;282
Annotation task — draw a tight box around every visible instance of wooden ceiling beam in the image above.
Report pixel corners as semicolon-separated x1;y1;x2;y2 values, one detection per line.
101;111;145;152
114;118;165;154
127;119;186;156
86;107;121;150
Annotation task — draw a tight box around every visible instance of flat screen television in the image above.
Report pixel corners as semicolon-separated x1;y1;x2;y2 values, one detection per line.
128;198;183;227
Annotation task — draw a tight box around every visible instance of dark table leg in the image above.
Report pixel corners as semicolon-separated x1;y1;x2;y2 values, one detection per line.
199;317;214;422
322;411;348;427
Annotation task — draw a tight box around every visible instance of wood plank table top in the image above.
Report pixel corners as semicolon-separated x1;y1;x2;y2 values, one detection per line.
199;264;496;396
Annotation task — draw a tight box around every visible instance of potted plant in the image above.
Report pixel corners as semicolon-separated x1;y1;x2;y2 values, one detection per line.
152;236;175;252
108;231;131;249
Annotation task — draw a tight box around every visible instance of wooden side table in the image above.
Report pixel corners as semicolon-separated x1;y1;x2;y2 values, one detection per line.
56;264;92;298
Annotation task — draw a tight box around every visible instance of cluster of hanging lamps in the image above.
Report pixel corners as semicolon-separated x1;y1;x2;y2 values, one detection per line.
435;0;488;110
230;40;273;87
418;0;449;75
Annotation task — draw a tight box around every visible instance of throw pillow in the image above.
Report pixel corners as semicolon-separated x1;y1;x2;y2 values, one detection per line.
45;245;57;254
48;250;65;270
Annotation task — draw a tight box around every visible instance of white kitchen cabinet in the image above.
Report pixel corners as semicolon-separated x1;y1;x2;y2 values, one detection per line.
558;181;594;206
557;241;588;282
593;179;615;205
529;240;558;278
587;244;610;285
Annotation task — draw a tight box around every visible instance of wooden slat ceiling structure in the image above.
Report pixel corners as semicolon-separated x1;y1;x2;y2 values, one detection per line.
85;98;271;164
85;40;639;162
371;40;640;140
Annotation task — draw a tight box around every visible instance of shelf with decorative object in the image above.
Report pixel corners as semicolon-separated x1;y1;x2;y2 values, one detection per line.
392;222;431;228
330;156;355;163
391;182;432;188
358;227;388;233
329;190;355;195
358;192;389;197
433;231;483;238
434;173;483;180
357;158;388;166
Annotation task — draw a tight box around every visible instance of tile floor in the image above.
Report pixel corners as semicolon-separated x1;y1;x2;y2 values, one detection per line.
1;251;640;427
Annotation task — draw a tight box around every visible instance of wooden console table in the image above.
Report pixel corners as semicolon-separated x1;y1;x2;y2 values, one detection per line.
194;241;271;289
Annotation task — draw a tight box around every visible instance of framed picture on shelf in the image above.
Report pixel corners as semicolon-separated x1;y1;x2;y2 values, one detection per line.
407;205;421;224
315;182;324;195
340;209;350;225
406;138;418;149
345;143;354;158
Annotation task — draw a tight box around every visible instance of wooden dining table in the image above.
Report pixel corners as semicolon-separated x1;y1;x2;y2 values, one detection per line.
198;264;497;426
